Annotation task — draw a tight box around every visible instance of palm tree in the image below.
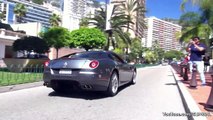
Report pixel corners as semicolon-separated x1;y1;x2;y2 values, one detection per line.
49;13;61;27
180;0;213;47
88;6;132;51
115;0;146;54
181;0;213;30
118;0;146;33
179;12;201;29
13;3;27;23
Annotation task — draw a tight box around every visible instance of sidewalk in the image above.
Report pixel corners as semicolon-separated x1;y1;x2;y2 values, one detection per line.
171;65;213;120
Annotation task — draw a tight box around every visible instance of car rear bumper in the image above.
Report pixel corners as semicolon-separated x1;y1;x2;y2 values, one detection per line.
43;71;110;91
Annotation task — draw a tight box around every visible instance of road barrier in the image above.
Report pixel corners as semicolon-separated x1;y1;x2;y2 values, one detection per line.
205;70;213;111
190;63;197;88
171;63;189;81
180;64;189;81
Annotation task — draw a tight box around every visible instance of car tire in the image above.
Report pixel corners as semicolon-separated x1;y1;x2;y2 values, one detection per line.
106;72;119;96
51;81;65;93
130;70;137;84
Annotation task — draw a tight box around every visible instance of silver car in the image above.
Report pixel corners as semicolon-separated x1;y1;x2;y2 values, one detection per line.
43;51;137;96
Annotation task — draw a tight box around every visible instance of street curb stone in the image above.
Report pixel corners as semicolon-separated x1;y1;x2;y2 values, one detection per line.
0;81;43;93
170;66;207;120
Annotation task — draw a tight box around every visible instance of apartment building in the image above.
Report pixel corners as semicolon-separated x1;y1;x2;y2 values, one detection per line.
0;0;53;27
62;0;86;31
143;16;182;51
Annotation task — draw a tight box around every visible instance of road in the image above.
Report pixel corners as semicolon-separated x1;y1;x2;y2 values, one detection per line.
0;66;187;120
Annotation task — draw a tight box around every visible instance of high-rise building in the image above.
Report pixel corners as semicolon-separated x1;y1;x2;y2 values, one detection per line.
62;0;87;31
0;0;53;27
143;16;182;51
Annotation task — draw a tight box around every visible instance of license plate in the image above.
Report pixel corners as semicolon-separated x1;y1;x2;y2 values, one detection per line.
59;70;72;74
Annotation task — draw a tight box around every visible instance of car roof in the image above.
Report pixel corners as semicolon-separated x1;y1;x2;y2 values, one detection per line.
76;50;112;54
61;50;113;59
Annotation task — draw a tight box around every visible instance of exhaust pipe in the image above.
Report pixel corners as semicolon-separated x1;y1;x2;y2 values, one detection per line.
83;85;92;89
43;82;47;86
43;82;50;87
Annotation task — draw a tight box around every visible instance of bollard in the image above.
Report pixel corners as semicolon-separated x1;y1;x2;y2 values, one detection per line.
180;65;183;77
204;75;213;111
183;64;188;81
190;63;197;88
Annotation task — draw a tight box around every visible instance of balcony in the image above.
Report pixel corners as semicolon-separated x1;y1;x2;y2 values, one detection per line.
0;29;26;41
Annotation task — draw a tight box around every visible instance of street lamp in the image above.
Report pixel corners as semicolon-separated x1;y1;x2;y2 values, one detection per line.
105;0;113;50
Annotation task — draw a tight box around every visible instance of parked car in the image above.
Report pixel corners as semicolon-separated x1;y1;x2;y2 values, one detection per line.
43;51;137;96
161;60;169;66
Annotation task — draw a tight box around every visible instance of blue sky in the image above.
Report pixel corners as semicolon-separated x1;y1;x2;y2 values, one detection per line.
96;0;199;19
146;0;199;19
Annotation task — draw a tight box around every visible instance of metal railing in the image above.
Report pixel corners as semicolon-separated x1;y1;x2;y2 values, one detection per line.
0;64;44;86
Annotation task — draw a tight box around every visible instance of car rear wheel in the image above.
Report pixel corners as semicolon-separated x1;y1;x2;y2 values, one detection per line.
51;81;65;93
106;72;119;96
130;70;137;84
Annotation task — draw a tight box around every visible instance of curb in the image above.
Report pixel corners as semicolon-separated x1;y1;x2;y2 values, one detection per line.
170;66;207;120
0;81;43;93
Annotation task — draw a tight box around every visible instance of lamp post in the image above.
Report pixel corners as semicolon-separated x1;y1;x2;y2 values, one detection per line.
105;0;113;51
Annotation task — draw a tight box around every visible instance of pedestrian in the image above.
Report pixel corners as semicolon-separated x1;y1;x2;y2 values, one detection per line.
186;37;207;86
203;54;210;72
182;54;190;65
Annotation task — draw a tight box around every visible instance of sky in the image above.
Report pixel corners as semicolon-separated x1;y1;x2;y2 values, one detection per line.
96;0;199;19
146;0;199;19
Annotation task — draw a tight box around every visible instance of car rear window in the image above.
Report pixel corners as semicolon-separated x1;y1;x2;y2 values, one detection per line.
62;52;107;59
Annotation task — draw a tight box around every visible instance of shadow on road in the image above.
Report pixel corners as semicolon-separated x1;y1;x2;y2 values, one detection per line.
165;83;177;86
48;83;131;100
199;102;207;108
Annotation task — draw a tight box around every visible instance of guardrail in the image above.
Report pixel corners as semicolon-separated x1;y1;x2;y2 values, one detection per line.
0;64;44;86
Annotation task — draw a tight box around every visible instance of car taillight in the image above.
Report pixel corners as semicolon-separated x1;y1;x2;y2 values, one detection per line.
44;61;49;67
89;60;99;69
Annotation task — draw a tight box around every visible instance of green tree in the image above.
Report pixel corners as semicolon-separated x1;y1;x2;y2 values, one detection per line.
178;12;201;43
179;12;201;29
42;27;72;58
113;48;125;57
14;3;27;23
13;36;49;57
164;50;184;61
152;40;165;62
129;38;144;62
70;28;106;51
180;0;213;46
49;13;61;27
143;50;156;64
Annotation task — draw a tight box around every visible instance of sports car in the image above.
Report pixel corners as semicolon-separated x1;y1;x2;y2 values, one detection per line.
43;51;137;96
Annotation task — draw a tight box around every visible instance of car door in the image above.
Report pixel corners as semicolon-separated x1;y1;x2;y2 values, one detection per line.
109;53;132;84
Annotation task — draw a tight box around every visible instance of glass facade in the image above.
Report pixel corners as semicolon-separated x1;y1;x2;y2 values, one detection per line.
1;0;52;27
7;3;14;24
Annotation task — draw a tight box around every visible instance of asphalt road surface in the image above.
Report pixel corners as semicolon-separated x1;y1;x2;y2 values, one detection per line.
0;65;187;120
